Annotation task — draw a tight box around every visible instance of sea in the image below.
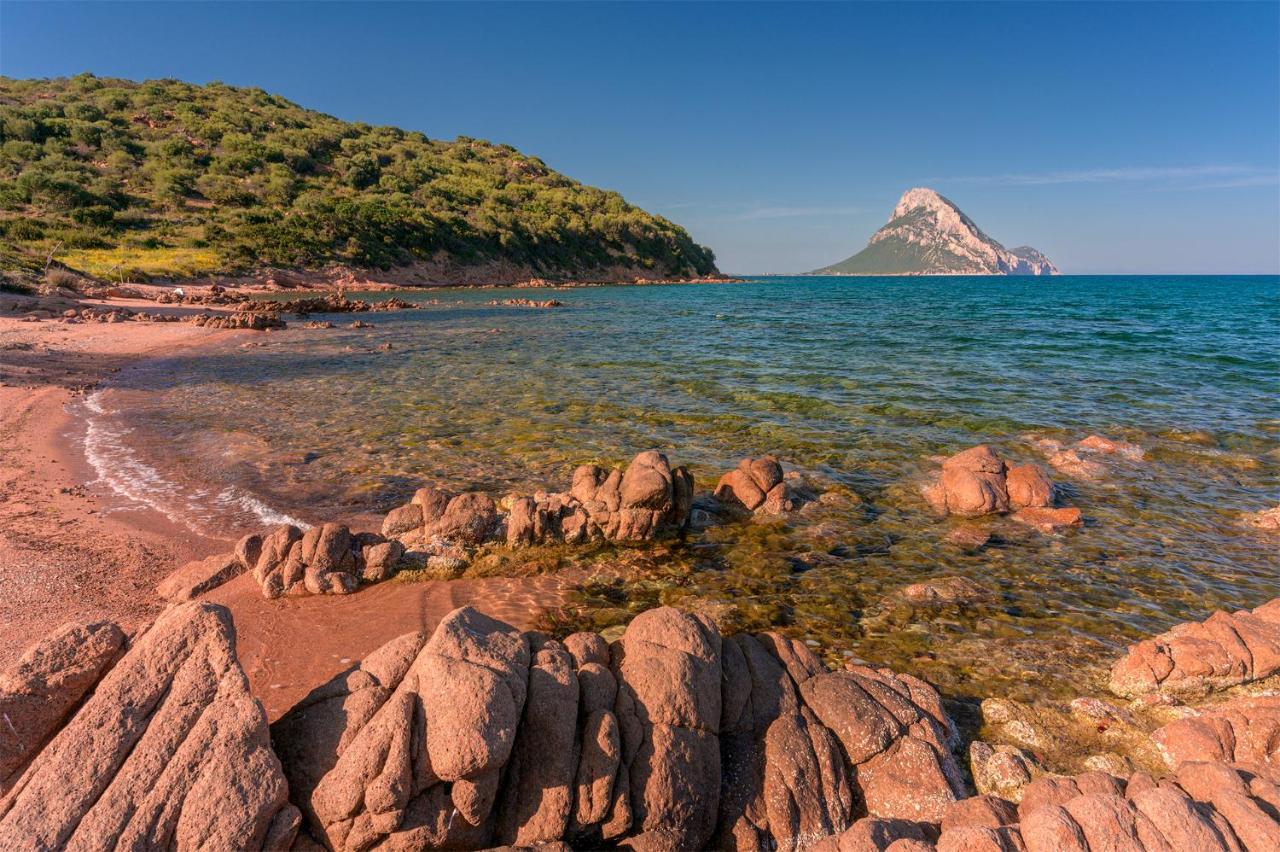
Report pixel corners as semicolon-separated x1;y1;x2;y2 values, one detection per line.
76;275;1280;699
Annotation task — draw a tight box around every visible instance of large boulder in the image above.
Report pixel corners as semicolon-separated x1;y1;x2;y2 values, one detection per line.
614;607;723;850
801;662;965;823
495;642;580;845
1110;598;1280;697
429;492;499;545
569;451;692;542
926;446;1010;517
271;605;971;850
715;455;789;515
0;621;125;786
271;631;428;835
715;633;854;851
1005;464;1055;509
283;607;530;849
1151;694;1280;775
0;603;298;850
253;524;306;598
300;523;360;595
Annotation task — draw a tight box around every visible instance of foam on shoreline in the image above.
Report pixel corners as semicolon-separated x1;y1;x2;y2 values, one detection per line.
80;389;306;535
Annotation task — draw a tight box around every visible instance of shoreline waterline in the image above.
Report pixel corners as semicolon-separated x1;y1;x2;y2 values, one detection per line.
79;274;1280;701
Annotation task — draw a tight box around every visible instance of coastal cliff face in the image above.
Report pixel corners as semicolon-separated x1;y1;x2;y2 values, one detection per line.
815;188;1059;276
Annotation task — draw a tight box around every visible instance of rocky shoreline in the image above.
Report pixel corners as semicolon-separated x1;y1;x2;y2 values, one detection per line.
3;295;1278;849
3;592;1279;850
2;435;1274;849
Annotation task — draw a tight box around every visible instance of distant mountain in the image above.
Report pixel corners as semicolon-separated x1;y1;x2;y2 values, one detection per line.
813;188;1058;276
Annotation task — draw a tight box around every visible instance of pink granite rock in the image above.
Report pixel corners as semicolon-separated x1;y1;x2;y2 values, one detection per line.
0;620;124;785
0;603;297;850
1110;598;1280;697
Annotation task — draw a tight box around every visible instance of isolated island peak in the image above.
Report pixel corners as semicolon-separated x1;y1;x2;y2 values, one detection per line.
814;186;1058;276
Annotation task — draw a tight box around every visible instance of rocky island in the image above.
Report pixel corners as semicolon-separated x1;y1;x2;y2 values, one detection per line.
813;188;1059;276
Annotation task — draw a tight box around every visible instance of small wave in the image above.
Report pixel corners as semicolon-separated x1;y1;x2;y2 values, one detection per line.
212;487;307;528
81;390;307;535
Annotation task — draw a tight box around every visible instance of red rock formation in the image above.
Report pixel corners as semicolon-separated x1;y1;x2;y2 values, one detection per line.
715;455;792;515
1151;694;1280;774
8;598;1280;850
924;446;1070;523
1109;599;1280;697
0;620;124;787
0;603;298;850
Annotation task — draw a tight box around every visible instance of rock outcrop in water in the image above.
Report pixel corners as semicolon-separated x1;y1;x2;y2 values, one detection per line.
923;445;1081;531
1032;433;1146;481
813;188;1059;276
714;454;798;516
1110;598;1280;697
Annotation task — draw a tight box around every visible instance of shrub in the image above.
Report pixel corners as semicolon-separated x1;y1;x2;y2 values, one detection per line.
41;266;82;294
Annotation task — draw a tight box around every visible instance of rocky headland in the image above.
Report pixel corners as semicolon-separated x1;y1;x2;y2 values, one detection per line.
813;188;1058;276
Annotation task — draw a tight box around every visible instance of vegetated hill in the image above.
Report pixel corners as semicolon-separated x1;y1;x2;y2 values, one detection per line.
0;74;717;283
813;188;1057;276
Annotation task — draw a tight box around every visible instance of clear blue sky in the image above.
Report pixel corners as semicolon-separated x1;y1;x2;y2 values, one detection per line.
3;1;1277;274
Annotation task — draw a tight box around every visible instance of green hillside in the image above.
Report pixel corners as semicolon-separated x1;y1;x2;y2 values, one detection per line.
814;208;960;275
0;74;716;281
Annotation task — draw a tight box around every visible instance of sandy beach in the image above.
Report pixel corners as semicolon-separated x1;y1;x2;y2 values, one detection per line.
0;295;577;703
0;309;240;667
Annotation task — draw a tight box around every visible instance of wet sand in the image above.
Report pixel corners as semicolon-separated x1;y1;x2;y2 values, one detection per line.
205;571;577;720
0;312;235;666
0;300;582;716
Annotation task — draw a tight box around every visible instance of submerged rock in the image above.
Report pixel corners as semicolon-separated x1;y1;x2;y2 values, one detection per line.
900;576;998;607
1242;505;1280;531
1010;506;1082;532
1077;434;1145;460
1046;448;1108;480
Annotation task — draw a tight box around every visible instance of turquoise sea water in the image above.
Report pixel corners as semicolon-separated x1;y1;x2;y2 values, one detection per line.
87;275;1280;698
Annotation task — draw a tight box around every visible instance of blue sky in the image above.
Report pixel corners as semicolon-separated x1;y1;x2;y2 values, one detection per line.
2;1;1277;274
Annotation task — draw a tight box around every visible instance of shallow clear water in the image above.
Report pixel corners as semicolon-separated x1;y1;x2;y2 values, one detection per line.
89;275;1280;700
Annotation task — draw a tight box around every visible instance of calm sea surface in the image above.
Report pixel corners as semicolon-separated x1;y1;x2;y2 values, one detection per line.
85;275;1280;699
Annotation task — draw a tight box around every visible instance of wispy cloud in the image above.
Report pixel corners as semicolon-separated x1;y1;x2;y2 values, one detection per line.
947;164;1277;187
735;205;863;220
